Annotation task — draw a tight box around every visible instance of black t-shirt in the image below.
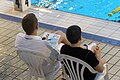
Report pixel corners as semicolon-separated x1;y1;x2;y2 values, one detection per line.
60;45;99;80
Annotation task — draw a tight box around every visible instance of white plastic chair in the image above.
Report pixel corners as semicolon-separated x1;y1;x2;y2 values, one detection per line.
59;54;109;80
17;50;62;80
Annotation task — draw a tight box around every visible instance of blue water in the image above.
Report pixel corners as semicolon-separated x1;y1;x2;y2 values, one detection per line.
31;0;120;22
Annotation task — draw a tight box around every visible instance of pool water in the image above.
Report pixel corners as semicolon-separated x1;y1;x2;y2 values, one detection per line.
31;0;120;22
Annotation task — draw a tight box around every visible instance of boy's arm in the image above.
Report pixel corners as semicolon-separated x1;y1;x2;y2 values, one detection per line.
94;46;106;72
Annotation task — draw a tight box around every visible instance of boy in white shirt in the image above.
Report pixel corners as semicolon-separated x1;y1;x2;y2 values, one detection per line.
15;13;70;78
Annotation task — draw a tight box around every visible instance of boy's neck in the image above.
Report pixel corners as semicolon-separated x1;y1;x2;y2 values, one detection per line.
28;30;38;36
71;41;81;47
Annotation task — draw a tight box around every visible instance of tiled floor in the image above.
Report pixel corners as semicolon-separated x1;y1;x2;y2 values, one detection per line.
0;18;120;80
0;0;120;80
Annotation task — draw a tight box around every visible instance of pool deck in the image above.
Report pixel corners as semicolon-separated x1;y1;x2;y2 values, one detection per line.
0;0;120;46
0;0;120;80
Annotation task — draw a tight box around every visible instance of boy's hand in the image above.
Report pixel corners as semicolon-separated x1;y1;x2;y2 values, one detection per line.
94;46;100;54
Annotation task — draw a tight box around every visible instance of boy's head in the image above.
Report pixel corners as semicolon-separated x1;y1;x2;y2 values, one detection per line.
66;25;81;44
22;13;38;35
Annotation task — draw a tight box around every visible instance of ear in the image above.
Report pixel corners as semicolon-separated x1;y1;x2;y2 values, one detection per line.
35;25;38;30
80;36;82;40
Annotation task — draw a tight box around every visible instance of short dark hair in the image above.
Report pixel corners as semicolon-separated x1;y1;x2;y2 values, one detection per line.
22;13;38;35
66;25;81;44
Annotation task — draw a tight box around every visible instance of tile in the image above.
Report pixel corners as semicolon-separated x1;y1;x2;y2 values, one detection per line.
107;47;120;55
116;70;120;76
0;74;8;80
6;47;16;54
107;74;113;80
101;52;106;57
108;56;120;65
0;62;5;67
15;70;28;80
103;24;119;30
116;60;120;66
111;75;120;80
110;33;120;39
8;41;16;47
19;64;28;70
6;57;20;66
7;24;18;30
101;45;114;53
0;53;8;61
0;36;9;43
0;21;11;28
9;51;18;57
13;60;25;68
107;63;114;70
2;46;12;52
2;38;14;45
109;66;120;75
9;69;24;78
100;28;115;33
116;51;120;57
103;54;113;62
91;22;107;27
0;55;14;64
81;39;93;45
2;23;15;29
0;64;9;73
55;70;62;79
2;66;15;76
0;28;7;34
98;43;106;50
2;76;13;80
84;27;99;33
12;78;20;80
1;30;12;36
96;31;111;36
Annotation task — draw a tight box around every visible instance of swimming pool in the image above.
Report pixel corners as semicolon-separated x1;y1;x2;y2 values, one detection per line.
31;0;120;22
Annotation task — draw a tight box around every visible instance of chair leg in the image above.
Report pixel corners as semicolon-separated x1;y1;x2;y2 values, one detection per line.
104;65;109;80
35;76;38;80
62;67;71;80
61;65;66;79
104;74;109;80
27;69;32;80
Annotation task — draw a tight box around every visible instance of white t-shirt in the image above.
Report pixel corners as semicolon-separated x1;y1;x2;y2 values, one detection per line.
15;33;60;74
15;33;52;57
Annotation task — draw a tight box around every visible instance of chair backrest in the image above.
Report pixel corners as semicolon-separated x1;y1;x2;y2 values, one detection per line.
59;54;98;80
17;49;51;78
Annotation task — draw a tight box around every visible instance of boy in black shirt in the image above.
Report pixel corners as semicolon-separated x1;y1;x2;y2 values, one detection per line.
60;25;107;80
